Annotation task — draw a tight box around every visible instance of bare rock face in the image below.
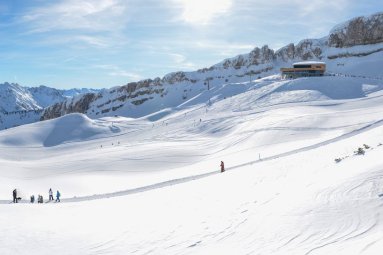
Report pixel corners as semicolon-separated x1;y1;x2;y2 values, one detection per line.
275;43;295;62
295;39;323;60
41;93;99;121
275;39;324;61
217;45;275;69
329;12;383;47
249;45;275;65
116;78;162;95
162;72;188;84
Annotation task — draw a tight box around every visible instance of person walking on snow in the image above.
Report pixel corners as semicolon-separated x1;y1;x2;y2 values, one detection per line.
220;161;225;173
13;189;17;203
49;188;54;201
56;190;61;202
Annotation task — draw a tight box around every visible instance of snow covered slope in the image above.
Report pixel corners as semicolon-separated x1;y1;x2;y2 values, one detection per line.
1;73;383;254
2;74;383;197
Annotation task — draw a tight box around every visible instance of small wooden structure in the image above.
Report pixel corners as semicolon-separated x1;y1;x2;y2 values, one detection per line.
280;61;326;79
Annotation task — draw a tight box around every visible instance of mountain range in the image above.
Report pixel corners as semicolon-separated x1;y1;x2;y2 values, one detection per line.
0;83;99;129
1;12;382;130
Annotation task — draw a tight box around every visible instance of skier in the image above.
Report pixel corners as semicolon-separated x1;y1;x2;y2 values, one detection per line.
38;195;43;204
49;188;54;201
56;190;61;202
13;189;17;203
30;195;35;203
220;161;225;173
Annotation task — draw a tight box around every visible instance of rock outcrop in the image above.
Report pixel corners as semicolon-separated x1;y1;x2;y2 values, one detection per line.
215;45;274;70
41;93;100;120
329;12;383;47
275;39;324;62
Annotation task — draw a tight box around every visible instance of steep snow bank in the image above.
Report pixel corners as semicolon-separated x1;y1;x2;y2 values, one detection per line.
273;76;383;100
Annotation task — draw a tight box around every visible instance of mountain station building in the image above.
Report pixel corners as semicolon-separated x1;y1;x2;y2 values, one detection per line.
280;61;326;79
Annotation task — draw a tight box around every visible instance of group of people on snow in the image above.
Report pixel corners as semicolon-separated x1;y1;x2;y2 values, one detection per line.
31;188;61;203
12;188;61;203
11;161;225;204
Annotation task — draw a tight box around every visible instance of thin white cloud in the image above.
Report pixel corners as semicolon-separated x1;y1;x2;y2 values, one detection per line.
167;53;196;69
297;0;347;17
74;35;109;48
93;64;142;81
172;0;232;25
194;41;254;50
29;34;113;49
62;56;78;63
108;70;142;80
193;41;255;56
22;0;127;33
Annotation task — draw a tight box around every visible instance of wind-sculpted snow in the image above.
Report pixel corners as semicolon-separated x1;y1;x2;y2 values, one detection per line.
0;113;119;147
42;113;120;147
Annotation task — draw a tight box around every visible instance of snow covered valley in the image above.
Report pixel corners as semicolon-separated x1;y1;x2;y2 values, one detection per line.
1;75;383;254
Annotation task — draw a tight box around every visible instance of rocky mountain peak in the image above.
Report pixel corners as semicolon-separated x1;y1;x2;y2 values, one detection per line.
329;12;383;47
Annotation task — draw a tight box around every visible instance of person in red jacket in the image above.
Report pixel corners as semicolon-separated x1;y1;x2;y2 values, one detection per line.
220;161;225;172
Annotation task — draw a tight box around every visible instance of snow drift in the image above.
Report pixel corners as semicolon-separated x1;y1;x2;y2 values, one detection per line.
0;113;118;147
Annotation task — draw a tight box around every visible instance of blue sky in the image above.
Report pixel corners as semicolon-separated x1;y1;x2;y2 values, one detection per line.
0;0;382;89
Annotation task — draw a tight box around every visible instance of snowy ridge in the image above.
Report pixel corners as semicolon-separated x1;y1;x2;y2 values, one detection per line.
0;82;41;112
0;83;98;130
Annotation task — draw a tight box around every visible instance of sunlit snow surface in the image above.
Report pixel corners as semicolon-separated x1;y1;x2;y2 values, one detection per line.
1;75;383;254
